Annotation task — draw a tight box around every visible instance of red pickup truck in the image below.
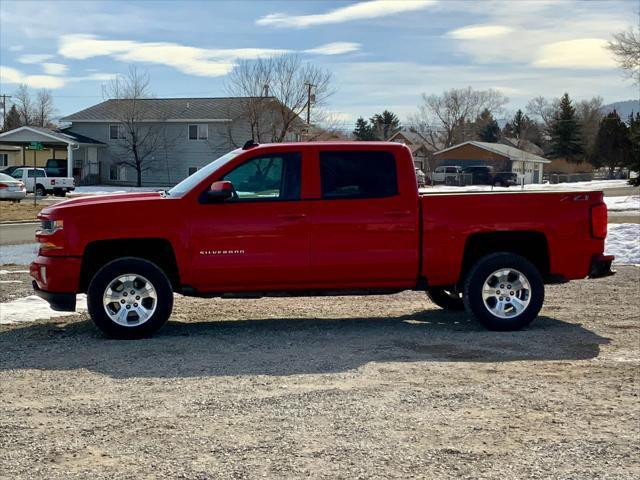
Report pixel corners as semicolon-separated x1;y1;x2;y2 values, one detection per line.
30;142;614;339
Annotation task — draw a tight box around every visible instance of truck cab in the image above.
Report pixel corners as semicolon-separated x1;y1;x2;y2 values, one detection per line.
30;142;613;338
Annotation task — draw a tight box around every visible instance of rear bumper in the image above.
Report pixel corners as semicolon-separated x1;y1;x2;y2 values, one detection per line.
588;254;615;279
32;281;76;311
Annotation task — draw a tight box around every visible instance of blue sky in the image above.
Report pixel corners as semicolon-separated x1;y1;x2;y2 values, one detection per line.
0;0;637;129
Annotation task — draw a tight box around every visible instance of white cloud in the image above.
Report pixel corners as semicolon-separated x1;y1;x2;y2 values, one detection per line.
257;0;436;28
0;65;115;89
533;38;617;69
448;25;513;40
18;53;54;64
305;42;361;55
58;34;358;77
9;45;24;52
42;63;68;75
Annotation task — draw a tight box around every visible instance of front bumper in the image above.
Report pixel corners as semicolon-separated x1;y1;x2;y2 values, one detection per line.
32;281;76;311
30;255;82;311
588;254;616;279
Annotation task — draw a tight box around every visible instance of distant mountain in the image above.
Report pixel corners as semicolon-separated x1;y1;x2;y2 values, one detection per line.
601;100;640;119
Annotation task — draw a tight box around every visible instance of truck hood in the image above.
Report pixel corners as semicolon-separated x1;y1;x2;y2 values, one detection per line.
41;192;164;215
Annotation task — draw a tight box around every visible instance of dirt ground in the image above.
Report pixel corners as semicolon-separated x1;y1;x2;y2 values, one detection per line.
0;266;638;479
0;200;49;222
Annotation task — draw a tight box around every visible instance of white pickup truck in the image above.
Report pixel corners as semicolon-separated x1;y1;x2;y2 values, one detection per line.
11;167;75;197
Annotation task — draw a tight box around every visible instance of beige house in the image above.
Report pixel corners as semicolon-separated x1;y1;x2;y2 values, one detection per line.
388;130;439;172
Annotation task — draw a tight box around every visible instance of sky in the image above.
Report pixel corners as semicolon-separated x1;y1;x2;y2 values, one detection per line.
0;0;638;130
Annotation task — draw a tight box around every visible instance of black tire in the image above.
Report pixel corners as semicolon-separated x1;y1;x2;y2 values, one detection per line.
35;184;46;197
426;287;465;311
87;257;173;339
463;252;544;331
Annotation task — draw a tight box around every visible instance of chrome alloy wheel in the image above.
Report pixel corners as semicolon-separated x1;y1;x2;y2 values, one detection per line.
103;274;158;327
481;268;531;319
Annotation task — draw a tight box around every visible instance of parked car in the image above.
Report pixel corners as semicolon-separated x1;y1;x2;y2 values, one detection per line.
11;167;75;197
0;172;26;202
462;166;518;187
415;168;426;188
45;159;69;178
430;165;462;184
0;165;19;176
30;142;613;339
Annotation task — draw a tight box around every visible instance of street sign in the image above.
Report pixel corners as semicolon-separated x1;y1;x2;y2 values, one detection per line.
25;141;44;151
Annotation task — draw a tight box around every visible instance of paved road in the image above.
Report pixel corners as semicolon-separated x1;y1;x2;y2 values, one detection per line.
0;222;38;245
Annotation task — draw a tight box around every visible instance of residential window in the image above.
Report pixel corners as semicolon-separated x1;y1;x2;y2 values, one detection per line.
222;153;301;201
109;165;126;181
320;150;398;200
188;167;198;176
0;153;7;167
188;124;208;140
109;124;126;140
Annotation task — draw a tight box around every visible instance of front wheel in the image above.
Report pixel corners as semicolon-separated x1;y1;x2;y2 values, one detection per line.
463;253;544;331
87;257;173;339
426;287;465;311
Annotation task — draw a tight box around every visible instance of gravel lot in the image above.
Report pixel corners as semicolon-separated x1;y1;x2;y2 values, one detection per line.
0;266;638;479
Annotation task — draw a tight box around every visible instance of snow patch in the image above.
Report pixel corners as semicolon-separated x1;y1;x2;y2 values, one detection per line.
0;270;29;275
420;179;632;194
69;186;162;196
606;223;640;265
0;243;38;265
604;195;640;212
0;294;87;324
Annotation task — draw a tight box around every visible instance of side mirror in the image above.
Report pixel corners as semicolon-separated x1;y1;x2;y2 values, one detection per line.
204;180;234;202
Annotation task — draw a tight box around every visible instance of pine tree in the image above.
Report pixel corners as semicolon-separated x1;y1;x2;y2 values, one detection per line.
475;109;500;142
591;110;631;175
2;105;22;132
626;112;640;185
369;110;401;140
352;117;376;141
549;93;584;162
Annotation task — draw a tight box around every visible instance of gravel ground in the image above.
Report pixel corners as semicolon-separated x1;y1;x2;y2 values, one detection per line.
0;267;638;479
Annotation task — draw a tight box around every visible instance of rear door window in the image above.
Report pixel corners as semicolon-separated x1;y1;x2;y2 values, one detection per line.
320;150;398;199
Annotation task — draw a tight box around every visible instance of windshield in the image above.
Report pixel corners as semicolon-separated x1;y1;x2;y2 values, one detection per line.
167;149;242;197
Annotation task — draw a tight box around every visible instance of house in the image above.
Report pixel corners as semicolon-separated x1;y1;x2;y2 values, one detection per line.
388;130;439;172
433;141;551;184
0;97;306;185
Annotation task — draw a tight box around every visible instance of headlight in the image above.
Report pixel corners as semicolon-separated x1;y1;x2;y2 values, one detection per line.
40;219;64;234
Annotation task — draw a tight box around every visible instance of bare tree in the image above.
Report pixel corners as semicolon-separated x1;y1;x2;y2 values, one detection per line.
608;28;640;84
13;84;33;125
408;87;508;148
526;96;559;131
103;67;171;187
576;96;604;160
33;89;56;128
224;54;333;145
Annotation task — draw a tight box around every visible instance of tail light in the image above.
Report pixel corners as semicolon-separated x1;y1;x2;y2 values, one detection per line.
0;183;8;189
19;182;25;190
591;203;608;239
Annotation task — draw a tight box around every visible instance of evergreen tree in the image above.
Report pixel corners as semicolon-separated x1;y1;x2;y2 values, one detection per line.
2;105;22;132
352;117;376;141
369;110;401;140
475;109;500;142
626;112;640;185
591;110;631;175
549;93;584;162
503;109;542;147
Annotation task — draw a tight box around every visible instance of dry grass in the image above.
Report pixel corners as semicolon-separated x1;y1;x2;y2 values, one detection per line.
0;201;46;222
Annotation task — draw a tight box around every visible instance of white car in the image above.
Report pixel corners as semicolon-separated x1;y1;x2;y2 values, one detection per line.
430;165;462;184
11;167;75;197
0;172;27;202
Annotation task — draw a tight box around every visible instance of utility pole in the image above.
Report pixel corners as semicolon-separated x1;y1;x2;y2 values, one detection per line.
305;82;315;126
0;94;11;130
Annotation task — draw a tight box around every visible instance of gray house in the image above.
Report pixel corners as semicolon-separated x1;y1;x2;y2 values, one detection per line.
0;97;306;186
59;97;306;186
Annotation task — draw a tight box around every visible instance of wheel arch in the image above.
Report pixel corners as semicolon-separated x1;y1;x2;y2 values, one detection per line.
461;231;550;284
79;238;181;292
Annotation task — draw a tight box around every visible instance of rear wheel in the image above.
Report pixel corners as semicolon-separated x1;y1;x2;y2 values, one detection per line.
87;257;173;339
426;287;465;311
35;184;46;197
463;253;544;331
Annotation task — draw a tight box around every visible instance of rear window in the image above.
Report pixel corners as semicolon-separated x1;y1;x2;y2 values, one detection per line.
320;150;398;200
